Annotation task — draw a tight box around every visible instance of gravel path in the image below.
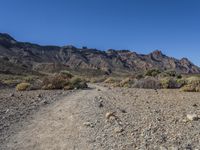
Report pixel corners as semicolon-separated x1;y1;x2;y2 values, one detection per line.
2;84;200;149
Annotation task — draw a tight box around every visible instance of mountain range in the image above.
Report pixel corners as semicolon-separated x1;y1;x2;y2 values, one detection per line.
0;33;199;75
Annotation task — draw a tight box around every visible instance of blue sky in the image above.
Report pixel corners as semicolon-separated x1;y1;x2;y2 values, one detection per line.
0;0;200;66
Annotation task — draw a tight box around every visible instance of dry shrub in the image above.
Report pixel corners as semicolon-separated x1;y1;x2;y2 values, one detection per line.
68;77;88;89
16;82;31;91
60;70;73;78
42;74;87;90
186;76;200;84
133;77;162;89
160;77;185;89
104;77;117;84
181;76;200;92
118;77;136;87
103;77;121;87
42;74;69;90
181;83;200;92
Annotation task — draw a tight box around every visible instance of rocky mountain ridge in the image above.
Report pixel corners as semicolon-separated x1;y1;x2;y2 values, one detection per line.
0;33;199;75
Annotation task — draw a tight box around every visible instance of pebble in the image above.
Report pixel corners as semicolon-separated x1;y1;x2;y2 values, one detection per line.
105;112;115;119
160;146;168;150
83;122;95;128
114;127;124;133
9;93;14;97
186;114;199;121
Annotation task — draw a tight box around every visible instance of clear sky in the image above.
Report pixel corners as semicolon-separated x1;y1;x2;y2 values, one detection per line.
0;0;200;66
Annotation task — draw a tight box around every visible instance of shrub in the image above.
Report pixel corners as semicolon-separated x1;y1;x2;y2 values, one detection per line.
68;77;88;89
60;70;73;78
181;83;200;92
160;70;182;78
104;77;119;84
160;77;185;89
23;76;36;82
136;74;144;79
133;77;162;89
181;76;200;92
186;76;200;84
16;82;31;91
119;77;136;87
42;74;69;90
42;74;87;90
145;69;161;77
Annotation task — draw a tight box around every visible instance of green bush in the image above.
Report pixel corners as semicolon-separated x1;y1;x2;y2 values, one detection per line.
145;69;161;77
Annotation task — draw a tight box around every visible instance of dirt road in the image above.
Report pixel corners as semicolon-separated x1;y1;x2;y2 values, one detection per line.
2;84;200;149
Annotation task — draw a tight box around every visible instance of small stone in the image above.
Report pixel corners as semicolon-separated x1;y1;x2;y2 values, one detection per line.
187;114;199;121
43;100;49;105
97;89;101;91
83;122;94;128
160;146;168;150
192;104;198;107
182;119;188;123
9;93;14;97
105;112;115;119
37;94;42;98
99;102;103;108
114;127;124;133
170;146;178;150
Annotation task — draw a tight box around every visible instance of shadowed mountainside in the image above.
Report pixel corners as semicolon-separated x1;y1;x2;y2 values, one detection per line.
0;33;199;75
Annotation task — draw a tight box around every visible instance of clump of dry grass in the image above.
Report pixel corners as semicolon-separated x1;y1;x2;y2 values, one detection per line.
160;77;185;89
181;76;200;92
16;82;31;91
118;77;136;87
181;84;200;92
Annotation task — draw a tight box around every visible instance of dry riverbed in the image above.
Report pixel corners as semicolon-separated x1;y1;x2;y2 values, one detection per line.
1;84;200;149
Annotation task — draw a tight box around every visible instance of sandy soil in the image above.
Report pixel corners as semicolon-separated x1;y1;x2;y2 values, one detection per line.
1;84;200;150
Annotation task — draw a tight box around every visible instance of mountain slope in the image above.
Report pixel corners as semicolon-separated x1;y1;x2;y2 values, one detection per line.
0;33;199;75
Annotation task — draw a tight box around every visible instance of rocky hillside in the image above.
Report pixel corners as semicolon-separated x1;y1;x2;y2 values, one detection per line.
0;33;199;75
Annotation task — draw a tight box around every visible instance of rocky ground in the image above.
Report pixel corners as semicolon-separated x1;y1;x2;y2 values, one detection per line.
1;84;200;150
0;88;75;147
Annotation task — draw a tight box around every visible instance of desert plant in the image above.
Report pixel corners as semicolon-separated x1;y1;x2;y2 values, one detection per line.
145;69;161;77
119;77;136;87
60;70;73;78
16;82;31;91
23;76;36;82
160;77;185;89
69;77;88;89
42;74;69;90
186;76;200;84
181;83;200;92
133;77;162;89
104;77;119;84
136;74;144;79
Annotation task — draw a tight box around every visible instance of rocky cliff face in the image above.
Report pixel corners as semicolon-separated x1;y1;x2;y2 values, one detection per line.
0;33;199;75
